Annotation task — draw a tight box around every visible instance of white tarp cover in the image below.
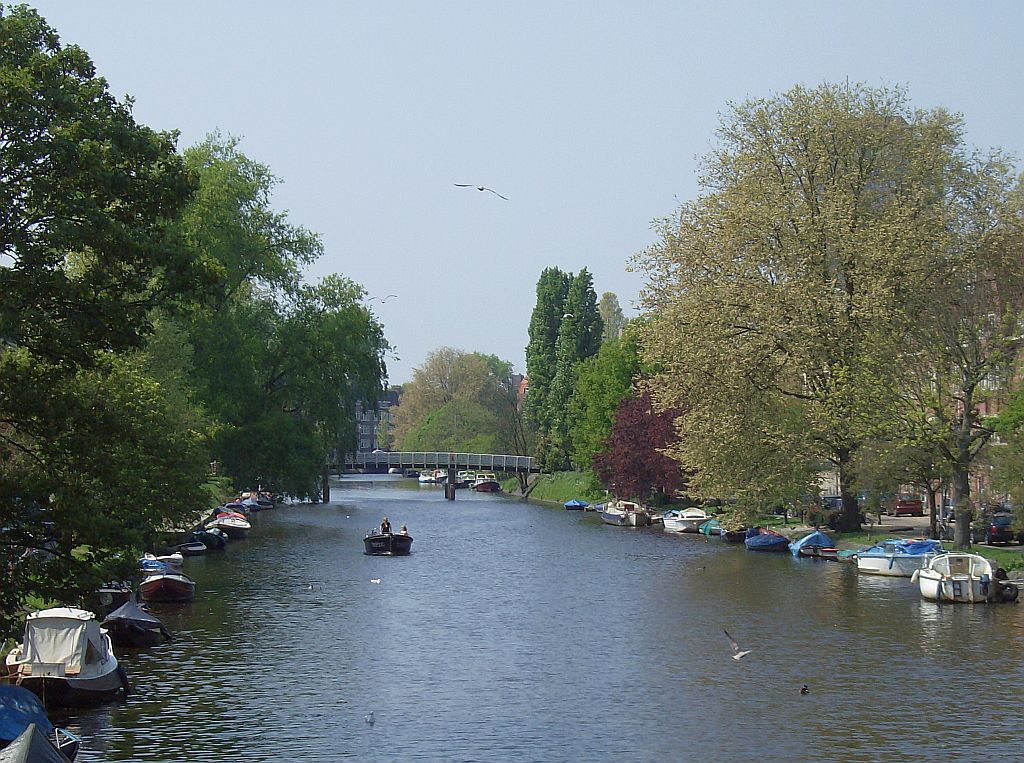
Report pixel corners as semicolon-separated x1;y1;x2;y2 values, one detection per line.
20;608;106;674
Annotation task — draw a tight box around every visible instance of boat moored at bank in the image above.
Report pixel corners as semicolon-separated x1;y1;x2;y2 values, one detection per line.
855;538;944;577
5;608;129;708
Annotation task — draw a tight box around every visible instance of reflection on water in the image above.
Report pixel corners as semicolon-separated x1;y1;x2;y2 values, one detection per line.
51;477;1024;762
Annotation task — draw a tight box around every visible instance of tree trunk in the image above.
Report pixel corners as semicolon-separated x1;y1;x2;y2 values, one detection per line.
926;484;938;540
837;450;862;532
952;463;972;550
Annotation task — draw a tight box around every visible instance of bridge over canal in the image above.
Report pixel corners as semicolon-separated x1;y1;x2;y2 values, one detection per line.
343;451;538;474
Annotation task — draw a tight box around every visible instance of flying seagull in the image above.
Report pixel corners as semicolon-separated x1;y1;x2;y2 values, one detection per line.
365;711;375;725
800;684;810;695
368;294;398;303
370;578;381;584
562;313;574;319
454;183;508;200
723;628;753;660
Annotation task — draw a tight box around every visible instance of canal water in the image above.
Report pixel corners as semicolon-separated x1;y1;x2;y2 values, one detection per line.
58;476;1023;762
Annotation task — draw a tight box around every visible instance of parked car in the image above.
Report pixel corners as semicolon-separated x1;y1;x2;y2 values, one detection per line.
886;494;924;517
972;512;1018;545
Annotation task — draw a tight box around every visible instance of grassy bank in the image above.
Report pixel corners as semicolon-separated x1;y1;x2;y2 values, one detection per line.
501;471;607;505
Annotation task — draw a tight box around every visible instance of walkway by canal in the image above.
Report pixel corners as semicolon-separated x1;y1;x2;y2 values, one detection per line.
57;475;1024;762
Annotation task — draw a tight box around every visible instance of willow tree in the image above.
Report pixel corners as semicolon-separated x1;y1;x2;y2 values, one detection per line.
637;83;969;530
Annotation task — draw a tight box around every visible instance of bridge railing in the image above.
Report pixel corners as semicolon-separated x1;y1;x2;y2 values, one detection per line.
343;452;538;473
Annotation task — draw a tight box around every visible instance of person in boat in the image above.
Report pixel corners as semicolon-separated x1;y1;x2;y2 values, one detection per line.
380;517;392;534
400;524;409;535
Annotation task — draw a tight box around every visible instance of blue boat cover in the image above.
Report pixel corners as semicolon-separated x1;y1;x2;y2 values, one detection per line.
0;685;54;743
138;557;170;574
564;499;589;508
860;538;943;556
789;530;835;556
745;530;789;550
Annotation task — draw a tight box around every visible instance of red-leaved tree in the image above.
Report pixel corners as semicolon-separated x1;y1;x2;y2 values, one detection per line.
593;394;686;504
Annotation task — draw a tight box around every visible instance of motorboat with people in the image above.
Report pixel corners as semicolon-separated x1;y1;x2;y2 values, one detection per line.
662;507;711;533
364;523;413;556
100;600;172;648
855;538;944;577
5;608;129;708
912;552;1019;603
600;500;652;527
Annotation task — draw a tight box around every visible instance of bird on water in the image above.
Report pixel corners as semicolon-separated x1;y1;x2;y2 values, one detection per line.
365;711;375;725
454;183;508;200
723;628;753;660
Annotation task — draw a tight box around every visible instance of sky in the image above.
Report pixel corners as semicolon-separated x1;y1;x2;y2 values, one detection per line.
26;1;1024;384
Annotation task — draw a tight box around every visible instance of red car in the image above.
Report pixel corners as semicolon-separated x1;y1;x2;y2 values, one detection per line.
888;495;924;517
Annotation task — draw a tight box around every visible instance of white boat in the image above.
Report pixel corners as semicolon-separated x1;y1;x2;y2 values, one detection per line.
205;513;251;539
140;551;183;569
913;552;1018;603
855;538;944;577
600;500;651;527
472;473;500;492
662;507;711;533
5;607;129;708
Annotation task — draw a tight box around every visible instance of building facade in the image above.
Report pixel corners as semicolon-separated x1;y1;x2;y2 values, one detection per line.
355;387;402;452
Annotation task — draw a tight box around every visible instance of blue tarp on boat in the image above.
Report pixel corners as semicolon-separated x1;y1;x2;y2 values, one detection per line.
744;528;790;552
859;538;943;557
0;685;54;743
564;499;589;509
789;530;835;556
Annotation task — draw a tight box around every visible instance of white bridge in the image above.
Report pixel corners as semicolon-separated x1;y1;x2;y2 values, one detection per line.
344;451;538;473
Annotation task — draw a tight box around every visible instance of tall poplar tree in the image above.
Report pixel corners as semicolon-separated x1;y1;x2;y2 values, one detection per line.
524;267;570;435
546;268;604;469
598;292;627;343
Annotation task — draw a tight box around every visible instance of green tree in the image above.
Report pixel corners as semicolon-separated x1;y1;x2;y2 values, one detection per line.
0;6;216;636
524;267;570;435
568;330;641;470
0;5;213;362
392;348;525;454
637;83;972;530
174;135;387;498
546;268;603;469
598;292;627;343
1;351;209;638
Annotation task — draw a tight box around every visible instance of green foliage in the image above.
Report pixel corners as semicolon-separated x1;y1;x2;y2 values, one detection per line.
392;348;528;455
637;82;1000;532
173;135;388;498
0;350;209;638
0;7;220;638
525;267;571;434
568;331;641;469
540;268;604;469
506;471;606;505
0;5;215;362
598;292;627;343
